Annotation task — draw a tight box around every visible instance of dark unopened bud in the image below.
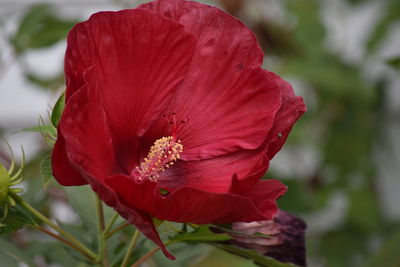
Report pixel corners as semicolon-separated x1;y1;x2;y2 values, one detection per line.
230;210;307;266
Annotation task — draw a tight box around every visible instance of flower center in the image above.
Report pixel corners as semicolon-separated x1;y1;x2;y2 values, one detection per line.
132;136;183;182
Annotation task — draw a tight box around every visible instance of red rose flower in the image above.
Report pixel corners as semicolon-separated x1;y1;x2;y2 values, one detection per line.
52;0;305;259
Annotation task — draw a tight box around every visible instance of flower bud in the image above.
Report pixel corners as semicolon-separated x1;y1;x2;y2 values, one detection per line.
230;210;307;266
0;165;11;206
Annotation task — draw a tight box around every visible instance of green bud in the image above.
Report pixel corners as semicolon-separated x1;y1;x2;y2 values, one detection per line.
0;164;11;206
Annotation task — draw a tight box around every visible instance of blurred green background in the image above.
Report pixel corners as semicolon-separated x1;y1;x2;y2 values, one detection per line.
0;0;399;266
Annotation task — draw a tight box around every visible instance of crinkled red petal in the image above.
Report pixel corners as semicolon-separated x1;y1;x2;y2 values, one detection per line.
105;174;287;223
140;0;282;160
264;72;306;160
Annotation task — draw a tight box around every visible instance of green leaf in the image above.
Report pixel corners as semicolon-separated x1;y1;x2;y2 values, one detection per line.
387;57;400;70
366;230;400;267
25;72;64;91
0;249;20;267
209;225;270;238
170;225;231;243
11;4;77;53
51;92;65;127
17;240;82;267
40;155;53;187
64;186;98;238
367;0;400;52
275;179;311;213
14;124;56;136
214;244;299;267
0;238;38;267
0;206;36;236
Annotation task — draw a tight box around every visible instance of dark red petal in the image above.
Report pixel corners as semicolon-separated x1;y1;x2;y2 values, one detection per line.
53;134;174;258
226;74;305;192
60;79;120;179
81;174;174;259
264;72;306;160
157;149;268;194
51;131;87;186
177;69;282;161
105;175;287;223
56;105;174;258
64;9;195;172
141;0;281;160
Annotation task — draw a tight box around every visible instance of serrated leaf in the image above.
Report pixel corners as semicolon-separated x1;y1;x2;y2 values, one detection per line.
0;206;36;236
214;244;299;267
51;92;65;127
40;155;53;187
170;225;231;243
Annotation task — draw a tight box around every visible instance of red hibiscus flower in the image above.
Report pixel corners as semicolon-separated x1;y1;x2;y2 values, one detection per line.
52;0;306;259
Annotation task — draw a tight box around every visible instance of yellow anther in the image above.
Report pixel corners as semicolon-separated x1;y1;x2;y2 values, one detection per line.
133;136;183;181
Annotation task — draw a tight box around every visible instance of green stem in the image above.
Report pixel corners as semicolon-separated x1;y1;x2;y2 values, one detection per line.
96;196;108;266
10;192;97;262
131;240;175;267
34;225;88;257
96;196;106;231
121;229;141;267
131;247;160;267
104;212;119;236
105;222;130;239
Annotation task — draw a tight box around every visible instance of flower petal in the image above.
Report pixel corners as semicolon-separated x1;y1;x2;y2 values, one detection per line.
140;0;263;68
105;175;286;223
56;86;174;258
264;73;306;160
157;149;268;193
59;78;120;180
85;175;175;259
141;0;281;160
51;131;87;186
64;9;195;172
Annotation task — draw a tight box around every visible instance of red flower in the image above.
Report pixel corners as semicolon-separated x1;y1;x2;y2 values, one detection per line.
52;0;305;259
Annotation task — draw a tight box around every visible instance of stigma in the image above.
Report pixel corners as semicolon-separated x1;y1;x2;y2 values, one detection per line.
132;136;183;182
